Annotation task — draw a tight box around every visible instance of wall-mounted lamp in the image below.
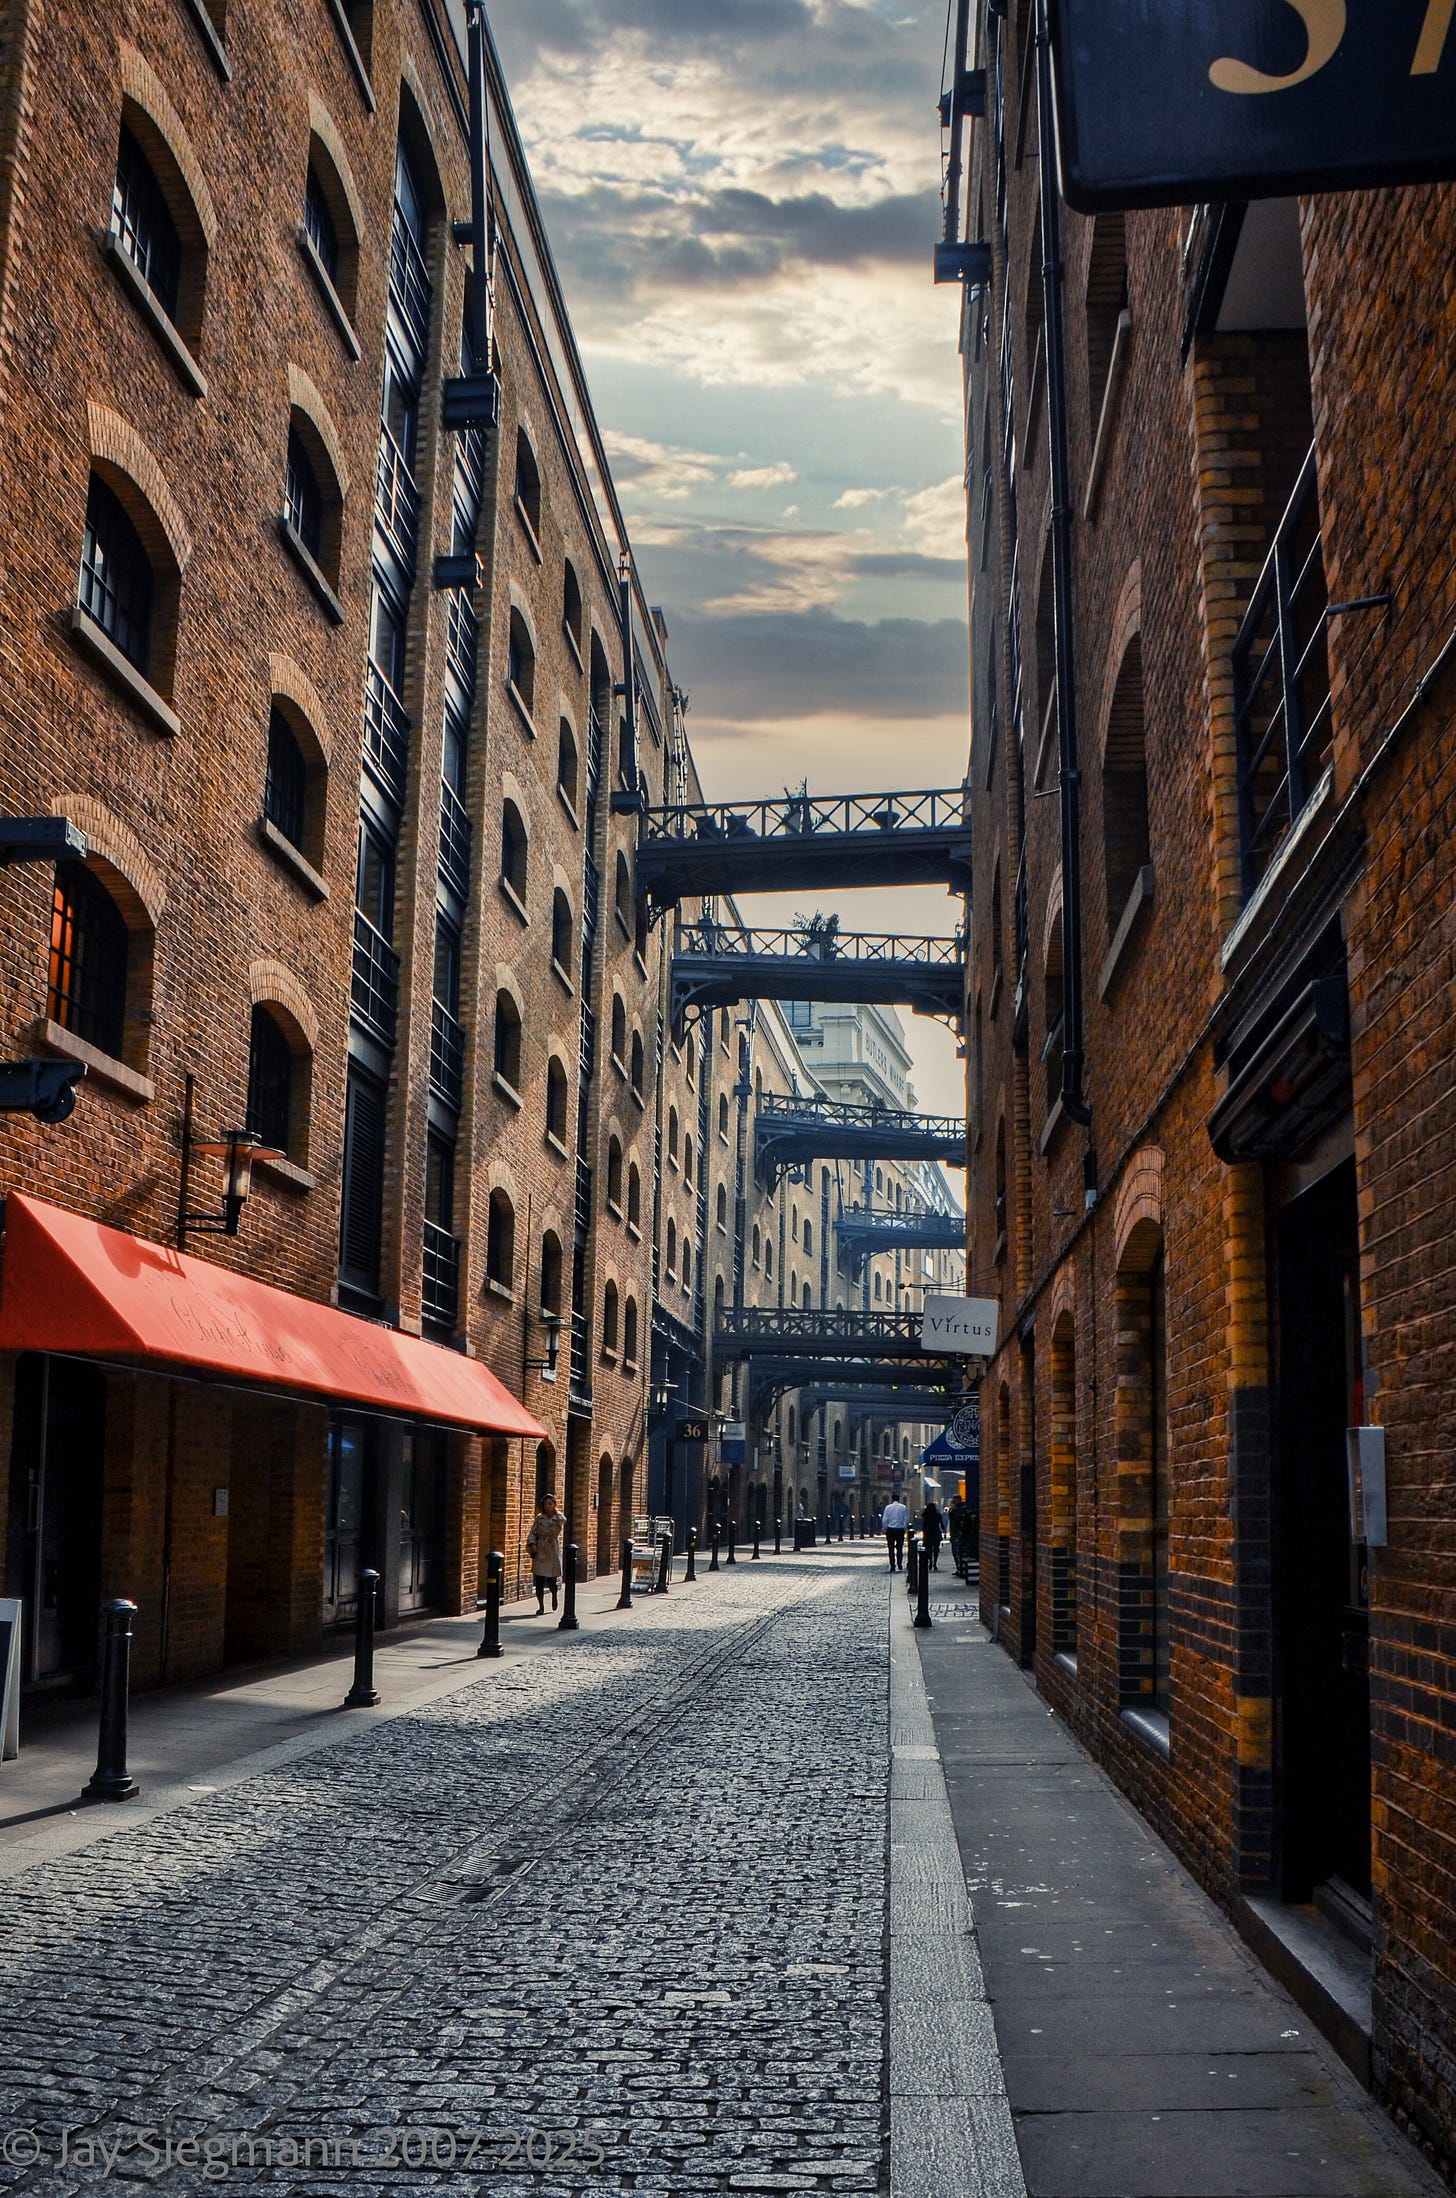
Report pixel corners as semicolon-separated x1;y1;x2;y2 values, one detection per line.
526;1309;563;1382
177;1076;278;1249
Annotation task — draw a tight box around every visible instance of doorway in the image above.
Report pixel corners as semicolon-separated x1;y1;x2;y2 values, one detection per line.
398;1430;445;1615
1275;1156;1371;1901
7;1354;105;1686
324;1416;377;1625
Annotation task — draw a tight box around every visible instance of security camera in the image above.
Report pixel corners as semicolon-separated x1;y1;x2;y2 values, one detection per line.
0;1058;86;1124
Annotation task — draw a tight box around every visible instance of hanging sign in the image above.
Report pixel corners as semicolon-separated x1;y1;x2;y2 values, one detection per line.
720;1421;746;1466
922;1398;981;1471
1051;1;1456;214
919;1295;998;1356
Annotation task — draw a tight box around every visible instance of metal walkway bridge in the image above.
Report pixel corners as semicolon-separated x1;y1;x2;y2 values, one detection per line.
755;1094;966;1185
672;922;964;1028
636;786;972;911
716;1307;931;1363
747;1358;960;1411
835;1207;966;1261
790;1384;962;1424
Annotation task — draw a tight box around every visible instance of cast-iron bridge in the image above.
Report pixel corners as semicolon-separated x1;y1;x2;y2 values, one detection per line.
755;1093;966;1185
672;921;965;1029
716;1307;931;1363
746;1359;961;1412
635;785;972;911
834;1207;966;1265
788;1383;963;1425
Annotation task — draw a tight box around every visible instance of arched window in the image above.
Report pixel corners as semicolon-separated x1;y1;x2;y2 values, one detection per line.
508;608;535;716
514;429;542;542
718;1093;729;1142
683;1134;693;1188
539;1230;563;1315
263;705;310;854
606;1136;623;1212
668;1107;680;1165
486;1188;515;1287
557;719;579;811
302;137;360;318
629;1031;644;1099
714;1274;725;1330
681;1241;691;1292
112;124;181;324
803;1219;813;1257
493;989;522;1090
716;1184;728;1233
623;1296;639;1370
47;860;130;1060
764;1239;772;1279
79;474;153;674
666;1218;677;1278
751;1224;761;1269
535;1438;555;1509
563;559;583;654
1103;634;1151;935
802;1278;813;1308
501;800;528;903
615;849;632;931
602;1280;619;1354
246;1005;298;1157
611;994;627;1067
284;414;342;584
551;888;573;976
546;1055;568;1144
627;1162;642;1230
874;1272;882;1302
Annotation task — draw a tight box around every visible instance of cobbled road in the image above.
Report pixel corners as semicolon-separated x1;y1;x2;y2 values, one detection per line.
1;1553;891;2197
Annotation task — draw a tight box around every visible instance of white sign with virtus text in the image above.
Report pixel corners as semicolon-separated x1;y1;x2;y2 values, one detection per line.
919;1295;998;1357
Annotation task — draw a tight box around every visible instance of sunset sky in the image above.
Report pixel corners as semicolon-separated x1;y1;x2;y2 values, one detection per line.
490;0;970;1120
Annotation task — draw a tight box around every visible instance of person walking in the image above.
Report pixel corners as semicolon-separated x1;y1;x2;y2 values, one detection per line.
882;1494;908;1572
947;1492;968;1578
921;1498;944;1571
527;1492;566;1613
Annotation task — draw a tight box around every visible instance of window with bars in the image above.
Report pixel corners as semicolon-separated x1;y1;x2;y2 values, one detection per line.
47;861;128;1058
285;427;323;560
112;125;181;322
303;165;340;286
264;706;307;849
79;475;153;673
246;1006;294;1155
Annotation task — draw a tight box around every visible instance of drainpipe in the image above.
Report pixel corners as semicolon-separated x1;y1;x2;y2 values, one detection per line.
1035;0;1091;1127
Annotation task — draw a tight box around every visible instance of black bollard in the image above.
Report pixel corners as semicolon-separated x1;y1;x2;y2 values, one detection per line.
709;1523;720;1573
752;1518;762;1561
655;1531;672;1594
905;1534;918;1599
344;1569;381;1707
915;1544;933;1630
838;1512;845;1543
774;1515;782;1554
558;1542;581;1630
477;1550;505;1657
685;1528;698;1583
616;1536;634;1612
82;1599;139;1802
726;1516;737;1566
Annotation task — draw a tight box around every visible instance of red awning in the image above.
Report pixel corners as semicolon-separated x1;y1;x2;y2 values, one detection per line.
0;1193;545;1439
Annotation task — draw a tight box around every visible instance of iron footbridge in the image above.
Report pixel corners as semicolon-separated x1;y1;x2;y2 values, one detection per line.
835;1208;966;1265
755;1093;966;1185
636;785;972;911
745;1360;962;1413
716;1307;932;1363
672;922;965;1029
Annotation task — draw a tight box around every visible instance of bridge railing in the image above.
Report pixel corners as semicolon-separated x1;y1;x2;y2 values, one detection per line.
643;786;969;844
758;1092;964;1139
677;922;963;967
716;1308;926;1348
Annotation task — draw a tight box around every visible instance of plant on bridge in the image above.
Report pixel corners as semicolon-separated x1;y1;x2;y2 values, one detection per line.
792;910;840;959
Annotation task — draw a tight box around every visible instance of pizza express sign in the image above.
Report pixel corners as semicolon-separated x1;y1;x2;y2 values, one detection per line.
1052;1;1456;213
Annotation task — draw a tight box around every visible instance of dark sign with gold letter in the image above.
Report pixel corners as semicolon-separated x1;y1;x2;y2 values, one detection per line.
1052;1;1456;212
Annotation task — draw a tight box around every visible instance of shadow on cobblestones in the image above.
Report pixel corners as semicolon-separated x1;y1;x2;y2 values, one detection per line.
1;1554;890;2197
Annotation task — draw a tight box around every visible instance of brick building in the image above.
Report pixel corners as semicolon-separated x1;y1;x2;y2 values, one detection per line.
957;0;1456;2168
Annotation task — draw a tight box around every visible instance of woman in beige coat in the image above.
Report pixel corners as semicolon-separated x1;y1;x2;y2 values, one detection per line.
526;1493;565;1613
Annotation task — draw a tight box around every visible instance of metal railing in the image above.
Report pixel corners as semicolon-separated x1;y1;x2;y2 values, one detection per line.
429;1000;465;1113
375;424;421;574
389;210;432;360
757;1092;962;1138
676;922;963;967
422;1222;460;1329
1232;445;1332;896
642;785;969;845
568;1308;592;1403
438;780;472;900
446;588;479;690
716;1307;928;1352
363;657;410;811
352;912;400;1050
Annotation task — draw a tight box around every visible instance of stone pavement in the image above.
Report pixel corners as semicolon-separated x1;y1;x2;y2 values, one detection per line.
916;1595;1444;2198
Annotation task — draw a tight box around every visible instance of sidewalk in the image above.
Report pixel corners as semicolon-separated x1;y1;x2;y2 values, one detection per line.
0;1565;645;1871
915;1597;1443;2198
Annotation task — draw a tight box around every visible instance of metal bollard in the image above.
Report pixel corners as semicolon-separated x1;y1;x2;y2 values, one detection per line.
82;1599;139;1802
726;1516;737;1566
774;1515;782;1554
685;1528;698;1583
915;1544;933;1630
655;1531;672;1594
344;1569;381;1707
838;1512;845;1543
752;1518;762;1561
709;1523;720;1573
905;1534;918;1598
477;1550;504;1657
558;1542;581;1630
616;1536;634;1611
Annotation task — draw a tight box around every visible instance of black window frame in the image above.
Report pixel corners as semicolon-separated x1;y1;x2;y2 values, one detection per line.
112;123;182;323
79;473;154;674
47;859;129;1059
246;1004;294;1156
264;705;308;850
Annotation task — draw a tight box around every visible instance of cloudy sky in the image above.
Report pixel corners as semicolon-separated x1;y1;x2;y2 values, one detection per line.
490;0;970;1120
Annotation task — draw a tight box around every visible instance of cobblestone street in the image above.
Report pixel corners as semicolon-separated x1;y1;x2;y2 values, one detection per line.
2;1552;894;2196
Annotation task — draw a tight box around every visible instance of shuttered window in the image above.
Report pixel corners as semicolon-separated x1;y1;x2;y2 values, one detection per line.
339;1066;386;1296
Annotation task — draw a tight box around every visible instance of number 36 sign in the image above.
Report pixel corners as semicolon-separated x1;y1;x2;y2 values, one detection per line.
1051;1;1456;213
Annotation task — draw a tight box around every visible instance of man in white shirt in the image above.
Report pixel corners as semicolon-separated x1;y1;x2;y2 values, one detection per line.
881;1496;909;1572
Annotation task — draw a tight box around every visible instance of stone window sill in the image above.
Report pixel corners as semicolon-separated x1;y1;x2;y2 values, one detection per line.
102;236;207;397
1099;865;1154;999
1038;1095;1068;1157
279;517;345;625
1120;1705;1171;1761
324;0;376;109
557;786;580;831
563;621;583;672
622;1358;639;1378
606;1199;622;1222
614;907;632;941
484;1277;515;1304
180;0;231;77
507;681;537;739
626;1220;642;1243
257;817;329;901
500;876;529;926
634;948;649;980
545;1130;569;1160
514;496;543;564
69;607;180;738
254;1151;316;1192
39;1018;153;1102
1221;767;1336;978
492;1072;523;1110
551;959;573;995
629;1083;644;1110
296;227;362;362
599;1344;618;1367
